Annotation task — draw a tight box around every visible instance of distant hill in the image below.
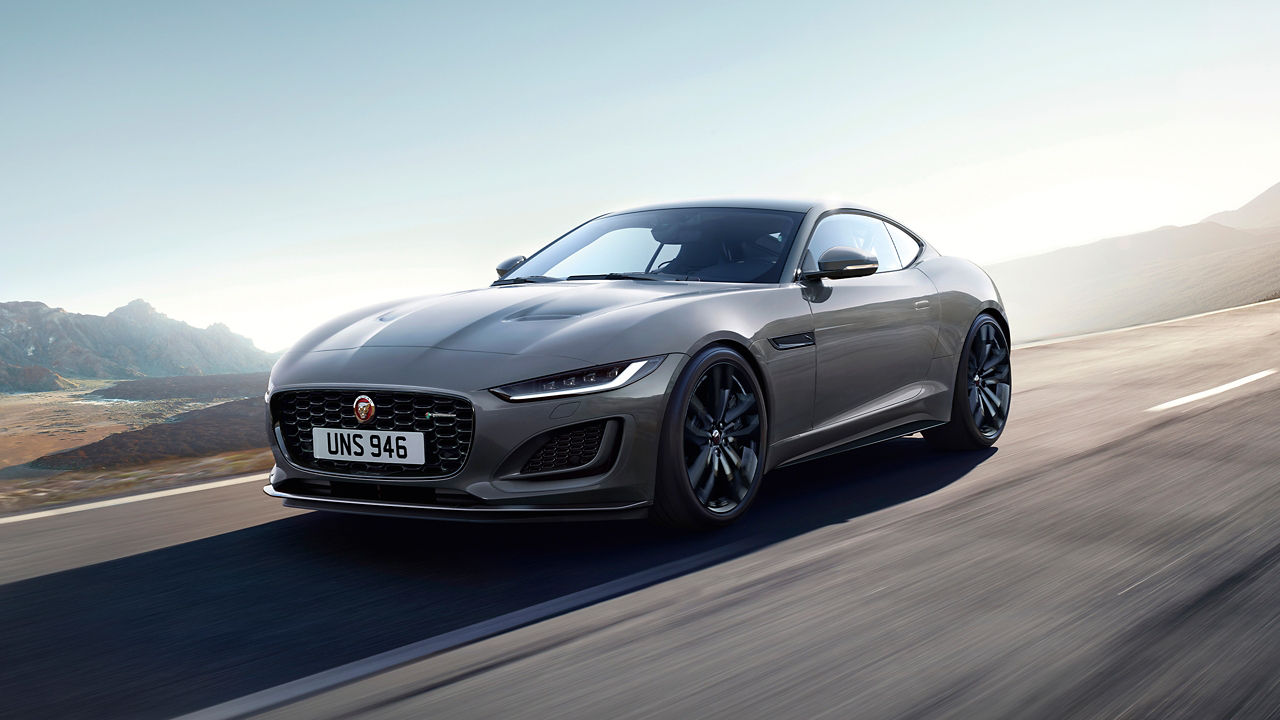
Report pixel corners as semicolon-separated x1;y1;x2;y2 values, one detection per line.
89;372;269;401
0;361;76;392
1204;180;1280;231
0;300;273;381
987;182;1280;342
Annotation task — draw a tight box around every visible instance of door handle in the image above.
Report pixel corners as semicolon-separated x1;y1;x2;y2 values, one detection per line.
914;300;930;310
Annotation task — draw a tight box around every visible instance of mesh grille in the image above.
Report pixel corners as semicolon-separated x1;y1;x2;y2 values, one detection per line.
521;421;605;475
272;389;474;478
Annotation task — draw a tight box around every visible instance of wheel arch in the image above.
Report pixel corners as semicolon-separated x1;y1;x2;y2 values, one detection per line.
946;306;1010;383
978;304;1011;344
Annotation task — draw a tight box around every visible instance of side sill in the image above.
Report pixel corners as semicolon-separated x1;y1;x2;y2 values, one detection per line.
776;419;944;469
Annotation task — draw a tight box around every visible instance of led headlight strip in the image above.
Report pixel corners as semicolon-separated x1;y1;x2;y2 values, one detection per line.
491;356;665;402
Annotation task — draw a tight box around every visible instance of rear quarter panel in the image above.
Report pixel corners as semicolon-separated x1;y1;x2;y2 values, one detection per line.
915;256;1008;357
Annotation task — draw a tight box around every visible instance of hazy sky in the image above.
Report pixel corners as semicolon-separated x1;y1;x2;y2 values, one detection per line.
3;0;1279;351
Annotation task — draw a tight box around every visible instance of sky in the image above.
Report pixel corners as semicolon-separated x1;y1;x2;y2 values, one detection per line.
3;0;1279;351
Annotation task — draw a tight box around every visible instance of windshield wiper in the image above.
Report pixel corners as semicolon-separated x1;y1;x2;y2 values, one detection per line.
493;275;562;286
565;272;667;282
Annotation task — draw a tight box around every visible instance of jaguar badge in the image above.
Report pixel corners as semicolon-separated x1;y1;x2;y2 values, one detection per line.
353;395;376;424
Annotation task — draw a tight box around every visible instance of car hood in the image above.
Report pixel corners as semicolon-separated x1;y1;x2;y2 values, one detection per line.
293;281;742;361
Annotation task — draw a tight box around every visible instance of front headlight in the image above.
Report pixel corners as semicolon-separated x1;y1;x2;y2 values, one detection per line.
490;356;665;402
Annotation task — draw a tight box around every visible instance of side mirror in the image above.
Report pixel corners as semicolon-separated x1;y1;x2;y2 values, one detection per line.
804;246;877;281
495;255;526;278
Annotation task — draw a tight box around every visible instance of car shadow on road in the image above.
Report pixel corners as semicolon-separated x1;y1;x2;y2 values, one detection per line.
0;438;994;720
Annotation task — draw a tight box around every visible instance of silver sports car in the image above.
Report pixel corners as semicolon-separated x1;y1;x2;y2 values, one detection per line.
263;199;1011;527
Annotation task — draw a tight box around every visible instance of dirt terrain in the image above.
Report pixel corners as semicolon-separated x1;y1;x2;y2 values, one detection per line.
31;398;265;471
0;375;272;513
90;372;267;400
0;382;226;469
0;448;272;514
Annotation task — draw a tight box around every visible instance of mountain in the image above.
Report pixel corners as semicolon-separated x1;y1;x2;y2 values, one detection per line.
0;300;274;381
987;181;1280;342
1204;180;1280;230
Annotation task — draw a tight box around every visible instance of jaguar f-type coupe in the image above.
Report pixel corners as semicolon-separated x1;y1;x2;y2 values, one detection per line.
263;199;1011;527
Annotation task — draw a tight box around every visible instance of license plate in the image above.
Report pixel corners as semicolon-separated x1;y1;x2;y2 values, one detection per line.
311;427;425;464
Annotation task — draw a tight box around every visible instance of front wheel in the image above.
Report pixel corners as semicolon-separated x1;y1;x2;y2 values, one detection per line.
924;314;1011;450
652;347;768;529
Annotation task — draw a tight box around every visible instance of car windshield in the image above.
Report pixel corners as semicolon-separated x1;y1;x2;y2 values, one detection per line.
498;207;806;284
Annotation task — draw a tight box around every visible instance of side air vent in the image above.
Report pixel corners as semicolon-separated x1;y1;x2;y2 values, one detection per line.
522;421;607;474
495;419;621;480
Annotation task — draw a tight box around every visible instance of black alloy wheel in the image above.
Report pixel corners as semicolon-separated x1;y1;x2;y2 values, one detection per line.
925;314;1012;450
967;319;1011;438
683;361;764;514
654;347;768;528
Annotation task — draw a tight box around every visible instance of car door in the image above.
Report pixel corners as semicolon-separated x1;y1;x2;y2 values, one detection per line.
802;211;939;430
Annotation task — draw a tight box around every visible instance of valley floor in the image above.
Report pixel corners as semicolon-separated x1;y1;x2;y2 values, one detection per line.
0;379;268;514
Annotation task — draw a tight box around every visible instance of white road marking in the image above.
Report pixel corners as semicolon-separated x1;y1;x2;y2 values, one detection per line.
1116;548;1197;595
174;540;753;720
1012;296;1280;350
0;474;264;526
1145;370;1277;412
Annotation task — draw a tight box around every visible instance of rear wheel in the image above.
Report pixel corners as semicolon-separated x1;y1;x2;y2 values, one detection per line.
924;314;1011;450
653;347;767;528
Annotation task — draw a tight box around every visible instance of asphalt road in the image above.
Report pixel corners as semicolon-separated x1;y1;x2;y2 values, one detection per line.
2;301;1279;720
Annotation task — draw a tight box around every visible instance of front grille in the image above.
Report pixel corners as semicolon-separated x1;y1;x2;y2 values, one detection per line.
272;389;474;478
521;421;606;474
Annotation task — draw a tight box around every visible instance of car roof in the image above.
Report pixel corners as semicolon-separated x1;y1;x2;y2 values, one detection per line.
604;197;882;216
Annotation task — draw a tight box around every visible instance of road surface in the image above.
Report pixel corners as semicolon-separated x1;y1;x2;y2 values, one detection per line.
2;301;1279;719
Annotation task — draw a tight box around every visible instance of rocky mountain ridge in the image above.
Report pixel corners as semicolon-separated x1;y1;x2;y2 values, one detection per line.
0;300;273;391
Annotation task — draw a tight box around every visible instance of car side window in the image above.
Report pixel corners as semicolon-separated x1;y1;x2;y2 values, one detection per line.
885;222;922;266
804;213;904;274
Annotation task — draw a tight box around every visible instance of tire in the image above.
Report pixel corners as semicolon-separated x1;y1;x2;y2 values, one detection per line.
924;313;1012;450
652;346;768;529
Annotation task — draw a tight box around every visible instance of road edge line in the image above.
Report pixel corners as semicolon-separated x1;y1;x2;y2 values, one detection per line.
0;474;265;525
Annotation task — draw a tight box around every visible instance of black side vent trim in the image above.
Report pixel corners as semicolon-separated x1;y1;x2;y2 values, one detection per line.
496;418;622;480
769;332;815;350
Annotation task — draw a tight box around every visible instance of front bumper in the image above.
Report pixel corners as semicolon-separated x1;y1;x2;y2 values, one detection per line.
261;484;650;522
264;351;686;520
